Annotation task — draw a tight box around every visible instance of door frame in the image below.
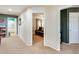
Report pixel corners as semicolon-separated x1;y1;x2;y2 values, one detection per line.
32;13;45;45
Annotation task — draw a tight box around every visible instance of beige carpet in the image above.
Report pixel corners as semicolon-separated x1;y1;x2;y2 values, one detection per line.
0;36;57;54
0;36;79;54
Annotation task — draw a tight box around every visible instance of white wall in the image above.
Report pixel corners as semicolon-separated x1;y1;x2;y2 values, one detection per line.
18;7;46;46
18;8;32;46
44;7;60;51
18;6;73;51
18;14;23;39
44;5;73;51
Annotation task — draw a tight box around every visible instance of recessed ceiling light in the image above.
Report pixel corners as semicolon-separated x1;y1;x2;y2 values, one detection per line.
8;8;12;12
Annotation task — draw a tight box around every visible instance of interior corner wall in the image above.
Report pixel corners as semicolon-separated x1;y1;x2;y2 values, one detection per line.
18;7;46;46
44;6;73;51
18;8;32;46
44;7;60;51
32;15;36;34
18;6;73;51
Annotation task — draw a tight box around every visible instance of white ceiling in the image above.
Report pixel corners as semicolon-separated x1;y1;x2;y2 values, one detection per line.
0;5;28;16
0;5;77;16
0;5;51;16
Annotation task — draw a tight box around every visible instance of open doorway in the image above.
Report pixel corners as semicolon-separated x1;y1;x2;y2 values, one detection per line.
60;8;79;44
60;7;79;53
32;13;45;46
7;17;17;36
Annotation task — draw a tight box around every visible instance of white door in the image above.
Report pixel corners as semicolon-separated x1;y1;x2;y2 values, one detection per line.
69;13;79;43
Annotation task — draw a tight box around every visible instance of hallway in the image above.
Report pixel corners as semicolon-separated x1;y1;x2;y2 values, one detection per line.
0;36;79;54
0;36;58;54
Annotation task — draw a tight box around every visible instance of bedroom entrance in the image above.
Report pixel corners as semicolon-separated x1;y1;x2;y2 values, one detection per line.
32;13;45;46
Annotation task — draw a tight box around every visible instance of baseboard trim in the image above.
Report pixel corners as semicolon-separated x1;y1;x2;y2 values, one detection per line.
44;43;60;51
